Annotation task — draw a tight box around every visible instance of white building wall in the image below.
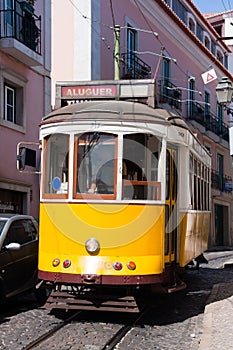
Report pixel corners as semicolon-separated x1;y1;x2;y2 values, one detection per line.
52;0;101;107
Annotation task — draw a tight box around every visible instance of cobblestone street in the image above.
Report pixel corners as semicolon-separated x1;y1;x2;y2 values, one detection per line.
1;250;233;350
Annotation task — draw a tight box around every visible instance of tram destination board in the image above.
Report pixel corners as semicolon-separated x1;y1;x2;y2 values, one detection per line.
55;79;157;108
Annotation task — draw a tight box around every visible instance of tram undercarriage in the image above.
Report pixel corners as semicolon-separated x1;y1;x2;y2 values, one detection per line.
38;264;187;313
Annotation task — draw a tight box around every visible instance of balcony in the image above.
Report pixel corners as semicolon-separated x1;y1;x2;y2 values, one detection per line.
158;79;182;111
0;0;42;66
211;170;232;193
121;52;151;80
188;101;229;142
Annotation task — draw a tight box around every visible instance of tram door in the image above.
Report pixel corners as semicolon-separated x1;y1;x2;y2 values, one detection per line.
165;147;177;263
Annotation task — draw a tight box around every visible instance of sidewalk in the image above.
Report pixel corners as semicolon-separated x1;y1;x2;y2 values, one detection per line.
199;282;233;350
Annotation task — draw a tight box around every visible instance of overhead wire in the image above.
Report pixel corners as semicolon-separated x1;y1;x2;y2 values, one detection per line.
132;0;197;85
66;0;222;92
67;0;113;52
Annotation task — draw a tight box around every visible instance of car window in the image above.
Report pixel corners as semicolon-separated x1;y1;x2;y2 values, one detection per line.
4;219;37;246
0;220;7;235
23;220;38;240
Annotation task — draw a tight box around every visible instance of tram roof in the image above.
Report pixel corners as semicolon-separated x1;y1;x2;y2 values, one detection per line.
42;100;189;130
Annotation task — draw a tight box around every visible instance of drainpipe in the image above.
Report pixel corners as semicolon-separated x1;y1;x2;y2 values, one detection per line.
114;25;120;80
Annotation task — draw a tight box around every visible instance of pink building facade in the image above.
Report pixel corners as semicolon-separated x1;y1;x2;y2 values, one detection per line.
0;0;51;219
52;0;233;247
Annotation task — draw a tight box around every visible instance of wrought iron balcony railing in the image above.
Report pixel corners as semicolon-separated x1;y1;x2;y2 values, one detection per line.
188;101;229;142
0;0;41;54
158;79;182;111
121;52;151;79
211;169;232;193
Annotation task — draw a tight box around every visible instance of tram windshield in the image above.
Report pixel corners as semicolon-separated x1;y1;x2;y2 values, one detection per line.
75;133;116;198
43;133;69;197
122;133;161;200
42;131;161;201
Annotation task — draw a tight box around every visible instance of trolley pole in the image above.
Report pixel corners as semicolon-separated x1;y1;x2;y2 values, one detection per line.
114;25;120;80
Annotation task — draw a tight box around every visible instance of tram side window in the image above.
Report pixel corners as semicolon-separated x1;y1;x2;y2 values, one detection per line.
189;154;210;211
75;133;117;197
122;133;161;200
43;134;69;196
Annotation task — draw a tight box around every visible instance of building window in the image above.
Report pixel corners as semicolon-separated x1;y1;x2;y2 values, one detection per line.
1;74;25;128
164;0;171;6
188;18;195;33
6;0;14;26
172;0;187;24
204;35;210;50
204;91;210;116
196;23;203;42
217;102;223;121
4;85;15;123
211;41;216;56
216;50;224;64
187;14;196;34
213;24;223;37
162;56;171;101
188;76;195;117
127;25;137;73
217;153;224;192
204;37;210;48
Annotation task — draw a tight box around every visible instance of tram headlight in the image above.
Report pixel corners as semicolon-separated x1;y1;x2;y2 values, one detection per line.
85;238;100;255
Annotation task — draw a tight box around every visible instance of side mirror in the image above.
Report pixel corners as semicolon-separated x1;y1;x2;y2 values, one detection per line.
17;147;36;171
5;242;21;250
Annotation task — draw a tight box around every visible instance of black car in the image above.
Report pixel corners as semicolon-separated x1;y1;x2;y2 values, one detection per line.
0;214;38;301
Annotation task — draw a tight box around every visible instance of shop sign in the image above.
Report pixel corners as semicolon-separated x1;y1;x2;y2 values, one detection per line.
61;85;117;99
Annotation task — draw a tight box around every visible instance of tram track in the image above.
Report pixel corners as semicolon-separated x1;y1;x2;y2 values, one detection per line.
21;306;148;350
22;310;83;350
101;307;148;350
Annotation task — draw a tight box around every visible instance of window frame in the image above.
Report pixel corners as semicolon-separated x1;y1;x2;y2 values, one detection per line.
42;133;70;200
73;132;118;200
0;71;26;131
4;84;15;123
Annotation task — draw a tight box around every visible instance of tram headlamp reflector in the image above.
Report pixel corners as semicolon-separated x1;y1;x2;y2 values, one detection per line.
113;262;123;270
127;261;136;270
85;238;100;254
52;258;60;267
63;259;71;268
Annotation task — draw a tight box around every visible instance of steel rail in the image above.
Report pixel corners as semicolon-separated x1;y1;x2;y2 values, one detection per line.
101;307;148;350
22;311;82;350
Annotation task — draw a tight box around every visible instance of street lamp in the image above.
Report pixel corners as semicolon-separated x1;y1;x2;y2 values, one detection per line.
216;76;233;104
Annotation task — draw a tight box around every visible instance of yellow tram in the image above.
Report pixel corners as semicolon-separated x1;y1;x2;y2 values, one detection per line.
36;80;211;311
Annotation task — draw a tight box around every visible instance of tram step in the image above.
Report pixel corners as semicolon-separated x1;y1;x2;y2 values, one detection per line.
44;291;139;312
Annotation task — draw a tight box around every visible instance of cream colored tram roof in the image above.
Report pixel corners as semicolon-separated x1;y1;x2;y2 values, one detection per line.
41;100;189;130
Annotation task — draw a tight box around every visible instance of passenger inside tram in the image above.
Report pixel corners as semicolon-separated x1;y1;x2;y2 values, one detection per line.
87;148;115;194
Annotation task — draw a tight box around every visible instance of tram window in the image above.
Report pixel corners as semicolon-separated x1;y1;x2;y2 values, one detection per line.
43;134;69;196
75;133;117;197
193;175;197;210
189;153;211;211
189;155;194;208
165;205;170;255
166;150;170;200
122;133;161;200
198;178;201;210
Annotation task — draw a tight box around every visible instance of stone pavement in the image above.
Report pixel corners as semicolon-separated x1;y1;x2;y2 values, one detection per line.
199;281;233;350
